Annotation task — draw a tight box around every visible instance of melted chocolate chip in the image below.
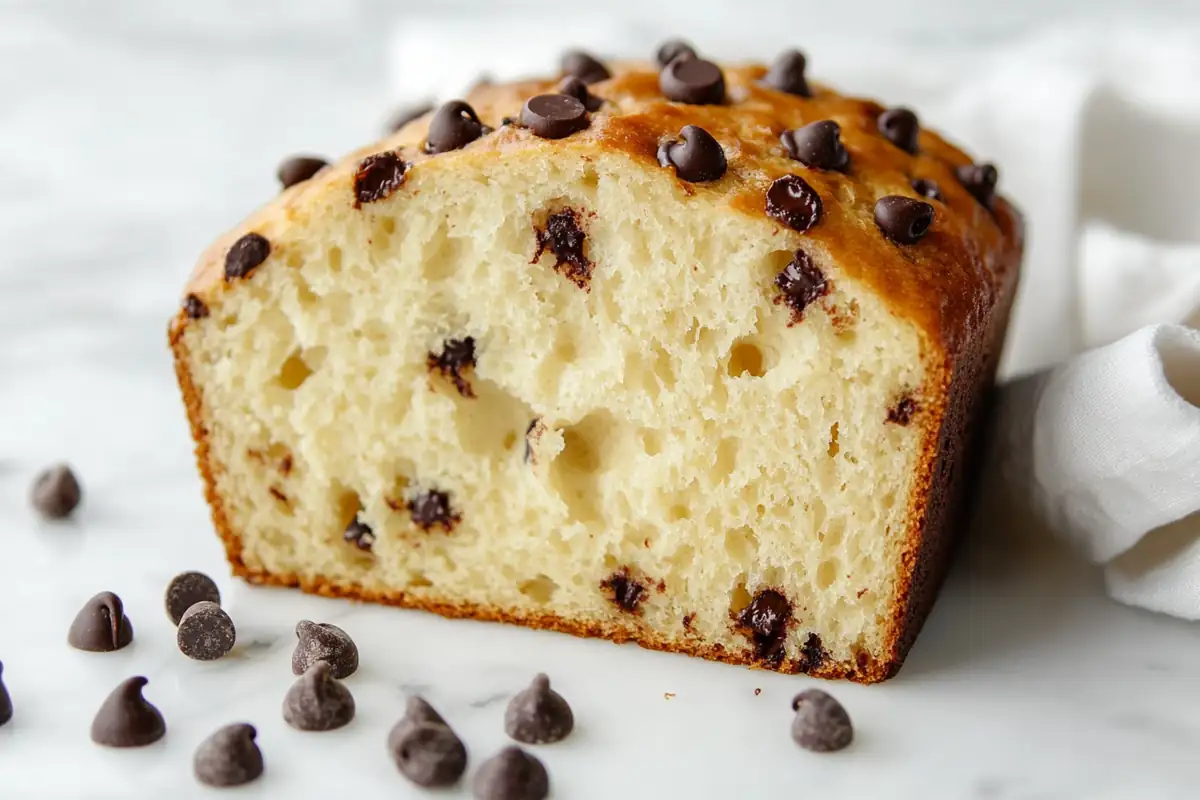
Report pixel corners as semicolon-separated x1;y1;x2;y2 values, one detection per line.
780;120;848;172
762;49;811;97
796;632;827;672
911;177;944;202
774;249;828;319
392;722;468;788
292;620;359;679
344;518;375;551
736;589;792;665
877;107;920;154
164;571;221;625
91;677;166;747
425;100;490;154
956;163;998;209
69;591;133;652
408;489;460;533
282;662;355;732
224;233;270;281
31;463;82;519
177;601;236;661
655;39;696;67
887;394;919;425
874;196;935;244
474;747;549;800
600;569;646;614
386;102;434;133
353;151;408;207
791;689;853;752
0;662;11;727
277;155;328;189
428;337;477;398
520;95;589;139
659;57;725;105
560;50;610;84
556;76;603;112
504;674;574;745
533;209;592;289
184;294;209;319
194;723;264;788
657;125;727;182
766;175;822;233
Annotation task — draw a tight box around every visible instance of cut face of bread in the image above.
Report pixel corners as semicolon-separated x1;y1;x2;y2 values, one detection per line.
172;59;1022;682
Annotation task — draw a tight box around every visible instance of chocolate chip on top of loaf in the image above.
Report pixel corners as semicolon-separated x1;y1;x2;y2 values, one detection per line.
169;42;1022;684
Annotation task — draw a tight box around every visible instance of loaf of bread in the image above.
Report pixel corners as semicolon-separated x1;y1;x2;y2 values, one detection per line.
170;44;1022;683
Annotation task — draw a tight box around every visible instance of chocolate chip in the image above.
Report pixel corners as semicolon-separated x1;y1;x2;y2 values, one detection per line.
762;49;811;97
391;722;468;788
91;677;165;747
736;589;792;665
387;102;434;133
353;150;408;207
425;100;490;154
874;196;935;244
774;249;828;318
791;689;853;752
474;747;549;800
887;394;918;425
165;571;222;625
657;125;727;183
780;121;848;172
659;57;725;105
184;294;209;319
956;163;998;209
520;95;589;140
560;50;609;84
766;175;822;233
408;489;460;533
177;601;236;661
0;661;12;727
224;233;270;281
68;591;133;652
556;76;603;112
344;518;375;551
655;38;696;67
504;674;574;745
194;723;264;787
277;156;328;189
524;419;540;463
388;696;448;745
533;208;592;289
911;177;943;202
291;620;359;678
796;632;827;672
600;569;646;613
428;337;477;398
283;661;355;732
31;463;82;519
877;107;920;154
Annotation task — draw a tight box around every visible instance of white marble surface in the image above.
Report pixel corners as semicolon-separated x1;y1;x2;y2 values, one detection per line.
3;2;1200;798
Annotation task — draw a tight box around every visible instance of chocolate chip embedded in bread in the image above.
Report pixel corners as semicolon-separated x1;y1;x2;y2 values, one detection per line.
386;101;434;133
194;723;264;788
600;568;646;614
736;588;792;665
796;632;828;672
556;77;603;112
520;95;590;140
425;101;491;154
277;156;329;189
68;591;134;652
560;50;610;85
874;196;935;244
292;620;359;678
887;394;919;425
504;674;574;745
911;177;944;202
774;249;829;320
780;121;848;172
877;107;920;154
766;175;823;233
31;463;82;519
184;294;209;319
657;125;727;183
282;662;355;732
533;209;592;289
343;518;375;551
90;677;165;748
659;57;725;105
164;571;221;625
762;49;811;97
428;337;477;398
791;689;853;752
474;747;549;800
956;163;999;209
655;38;696;67
224;233;271;281
408;489;460;533
353;150;408;207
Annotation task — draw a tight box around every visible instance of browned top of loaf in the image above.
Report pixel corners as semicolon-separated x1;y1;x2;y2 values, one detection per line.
179;57;1023;357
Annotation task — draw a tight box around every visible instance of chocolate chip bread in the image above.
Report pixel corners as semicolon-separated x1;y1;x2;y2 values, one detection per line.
170;45;1022;683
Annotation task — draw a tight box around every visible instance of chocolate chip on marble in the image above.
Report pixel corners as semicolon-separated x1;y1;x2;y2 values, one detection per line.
283;661;355;732
659;57;725;105
343;518;376;551
0;661;12;727
560;50;610;84
387;102;435;133
425;100;491;154
91;677;165;748
520;95;589;140
762;49;811;97
353;150;408;207
533;209;592;289
736;588;792;665
877;107;920;154
774;249;828;319
68;591;133;652
428;337;477;398
177;601;236;661
277;155;328;189
391;722;469;788
556;76;603;112
874;196;935;244
224;233;270;281
956;163;999;209
194;723;264;788
910;177;944;202
291;620;359;679
474;746;549;800
165;571;222;625
655;38;696;67
791;689;853;752
504;674;574;745
601;569;646;614
657;125;727;183
766;175;822;233
184;294;209;319
781;121;848;172
31;463;82;520
408;489;461;533
388;696;448;745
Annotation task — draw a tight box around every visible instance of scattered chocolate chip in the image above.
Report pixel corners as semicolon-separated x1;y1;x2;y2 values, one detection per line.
736;589;792;665
353;151;408;207
956;163;998;209
344;518;375;551
910;177;943;202
68;591;133;652
165;571;222;625
474;747;549;800
766;175;822;233
194;723;264;787
874;196;935;244
389;696;448;745
408;489;460;533
780;121;848;172
533;208;592;288
177;601;236;661
277;156;328;189
791;689;853;752
428;337;477;398
387;101;435;133
31;463;82;520
224;233;270;281
655;38;696;67
796;632;827;672
657;125;727;183
601;569;646;614
762;49;811;97
887;394;919;425
91;677;165;747
556;76;603;112
659;57;725;105
391;722;468;788
291;620;359;679
520;95;589;140
184;294;209;319
0;661;12;727
877;107;920;154
504;674;574;745
425;100;490;154
560;50;609;84
283;662;355;732
774;249;828;318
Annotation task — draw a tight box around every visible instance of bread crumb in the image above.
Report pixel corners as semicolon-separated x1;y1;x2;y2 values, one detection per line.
664;692;675;700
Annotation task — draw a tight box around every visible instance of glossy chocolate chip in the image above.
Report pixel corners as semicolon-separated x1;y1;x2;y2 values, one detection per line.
91;677;166;748
657;125;727;183
165;571;222;625
408;489;460;533
781;121;848;172
282;662;355;732
556;76;603;112
911;177;943;202
877;107;920;154
874;196;935;244
560;50;610;85
791;689;853;752
277;155;328;189
504;674;574;745
659;57;725;105
956;163;998;209
775;249;828;318
737;589;792;664
0;661;12;727
655;38;696;67
391;722;468;788
343;518;375;551
766;175;822;233
292;620;359;679
194;723;264;788
425;100;490;154
520;95;589;140
428;337;477;398
31;464;82;519
177;602;236;661
353;151;408;207
183;294;209;319
386;101;434;133
388;696;449;746
762;49;811;97
224;233;270;280
69;591;133;652
474;747;549;800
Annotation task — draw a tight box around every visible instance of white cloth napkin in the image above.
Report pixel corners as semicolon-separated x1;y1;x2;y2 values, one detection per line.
390;19;1200;617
